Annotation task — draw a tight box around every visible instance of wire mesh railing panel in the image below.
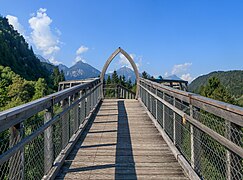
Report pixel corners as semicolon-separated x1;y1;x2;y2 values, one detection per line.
139;78;243;180
0;129;10;156
52;117;62;160
175;113;191;162
193;126;228;180
0;78;101;180
24;113;45;138
164;105;174;140
157;101;163;127
151;96;156;118
24;133;44;180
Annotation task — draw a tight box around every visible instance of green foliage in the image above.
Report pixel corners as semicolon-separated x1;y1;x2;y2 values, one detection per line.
104;70;136;98
51;67;65;91
199;77;235;104
189;70;243;98
0;16;50;82
111;70;119;84
0;16;66;110
142;71;149;79
106;75;111;84
0;65;63;111
33;78;48;100
236;95;243;107
196;77;241;179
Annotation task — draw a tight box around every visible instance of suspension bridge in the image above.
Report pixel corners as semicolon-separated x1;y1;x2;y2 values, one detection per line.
0;48;242;180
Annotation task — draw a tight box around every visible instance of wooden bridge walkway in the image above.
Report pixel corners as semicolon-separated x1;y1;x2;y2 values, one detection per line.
56;99;188;179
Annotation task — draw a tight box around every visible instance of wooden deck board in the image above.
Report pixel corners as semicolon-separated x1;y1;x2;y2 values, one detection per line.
56;99;189;180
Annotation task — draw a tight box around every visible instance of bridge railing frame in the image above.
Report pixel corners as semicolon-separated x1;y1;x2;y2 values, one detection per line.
139;77;243;180
103;83;136;99
0;78;102;180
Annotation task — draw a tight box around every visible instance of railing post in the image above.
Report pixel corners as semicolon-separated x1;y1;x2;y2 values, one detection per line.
61;98;69;148
162;92;165;129
190;104;195;169
85;90;87;117
9;123;24;180
173;97;176;144
44;106;54;175
226;121;242;180
73;93;79;132
155;88;158;120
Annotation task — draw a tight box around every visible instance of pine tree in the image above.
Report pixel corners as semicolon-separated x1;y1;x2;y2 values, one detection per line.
112;70;119;84
33;78;48;100
142;71;148;79
200;77;235;104
106;75;111;84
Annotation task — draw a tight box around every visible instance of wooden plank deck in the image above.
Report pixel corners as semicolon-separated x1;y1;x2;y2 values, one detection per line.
56;99;189;180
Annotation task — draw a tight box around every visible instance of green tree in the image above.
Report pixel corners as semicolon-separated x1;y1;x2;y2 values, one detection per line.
112;70;119;84
142;71;148;79
198;77;238;179
126;79;132;89
33;78;48;100
200;77;235;104
106;75;111;84
121;75;126;86
52;67;65;91
6;75;35;109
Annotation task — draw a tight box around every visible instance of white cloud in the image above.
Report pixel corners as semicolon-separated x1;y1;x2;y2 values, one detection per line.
73;45;88;64
49;56;62;65
118;53;141;70
164;72;169;77
6;15;27;38
118;53;130;66
164;62;194;82
76;45;88;55
73;56;86;64
29;8;60;56
181;73;193;82
172;62;192;75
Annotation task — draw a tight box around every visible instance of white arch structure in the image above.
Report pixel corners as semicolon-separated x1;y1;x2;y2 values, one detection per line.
100;47;140;99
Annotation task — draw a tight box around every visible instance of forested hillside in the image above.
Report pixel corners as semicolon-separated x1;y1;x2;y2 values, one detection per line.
189;70;243;98
0;16;65;110
0;16;53;82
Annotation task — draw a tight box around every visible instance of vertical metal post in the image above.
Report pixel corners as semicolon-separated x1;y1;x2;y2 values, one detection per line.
162;92;165;129
173;97;176;144
226;121;242;180
44;107;54;175
155;88;158;120
85;90;87;118
190;104;195;169
61;98;69;148
9;123;24;180
73;93;79;132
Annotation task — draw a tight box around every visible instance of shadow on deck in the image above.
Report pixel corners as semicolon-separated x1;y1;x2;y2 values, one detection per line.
56;99;188;180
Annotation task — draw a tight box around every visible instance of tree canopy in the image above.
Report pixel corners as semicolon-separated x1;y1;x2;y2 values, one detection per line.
199;77;235;104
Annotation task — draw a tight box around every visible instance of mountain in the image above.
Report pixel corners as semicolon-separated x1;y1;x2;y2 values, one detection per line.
60;61;100;80
58;64;68;72
189;70;243;98
108;66;137;83
0;16;50;81
36;54;50;64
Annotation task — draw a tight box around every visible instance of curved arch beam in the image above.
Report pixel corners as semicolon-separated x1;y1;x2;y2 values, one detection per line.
100;47;140;99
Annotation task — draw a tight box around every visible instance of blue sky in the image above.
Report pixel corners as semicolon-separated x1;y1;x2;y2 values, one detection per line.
1;0;243;81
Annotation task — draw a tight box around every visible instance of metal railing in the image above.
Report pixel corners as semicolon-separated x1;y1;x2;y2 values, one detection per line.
103;84;136;99
139;78;243;180
0;78;101;180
